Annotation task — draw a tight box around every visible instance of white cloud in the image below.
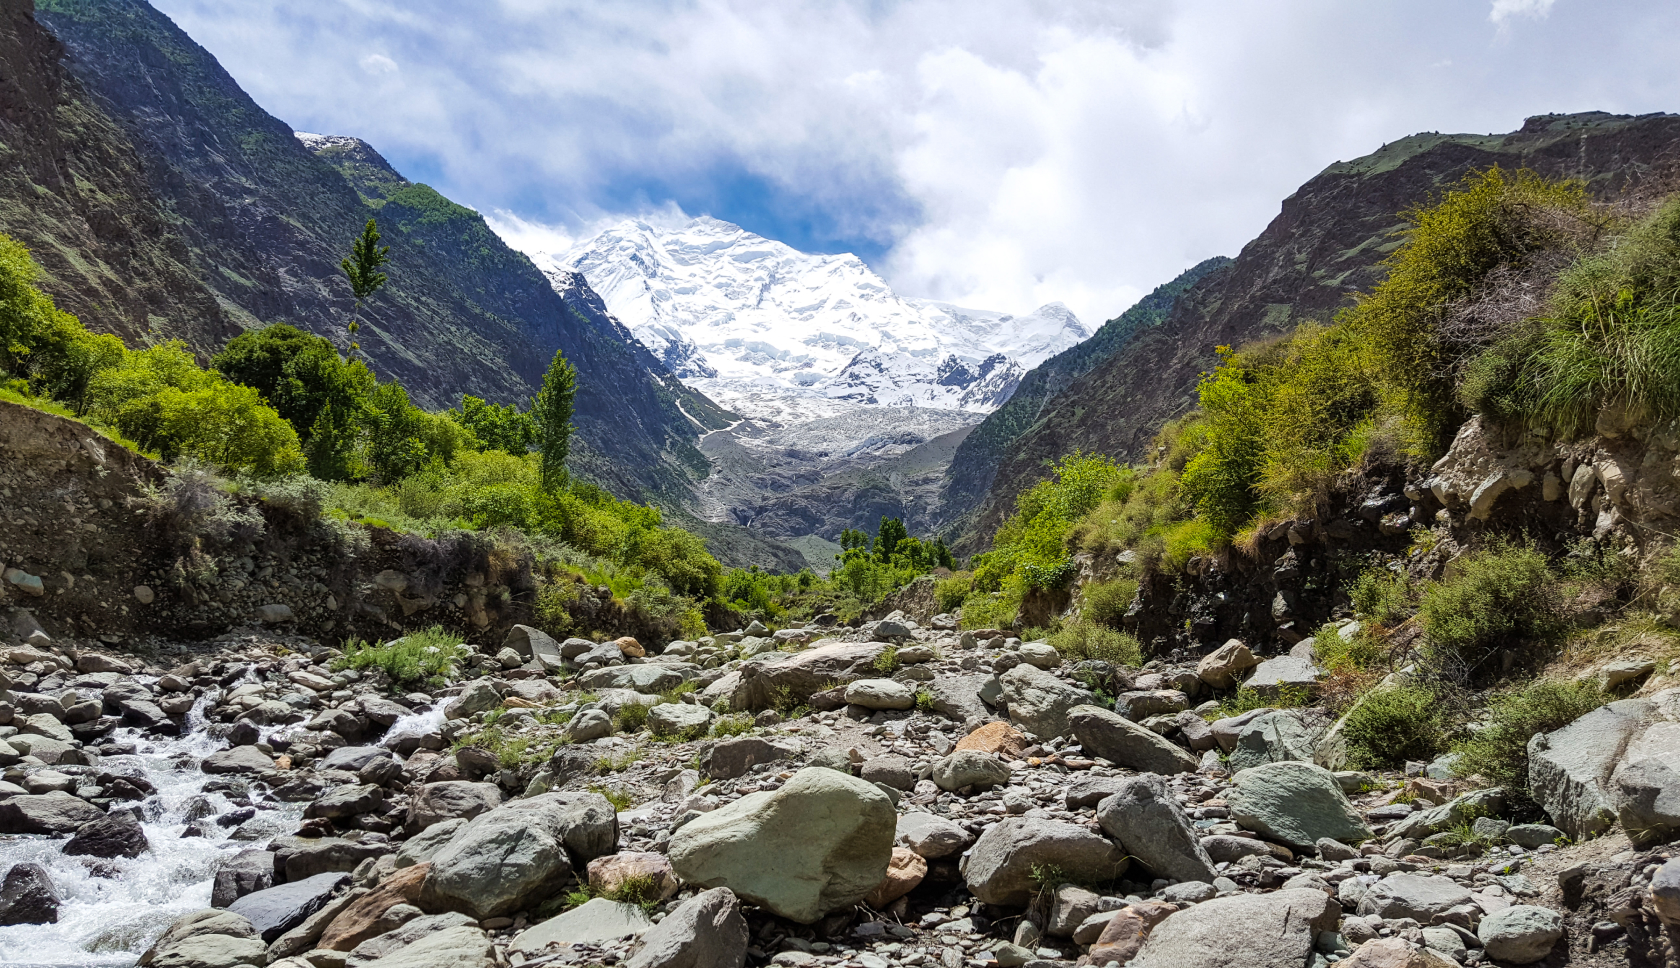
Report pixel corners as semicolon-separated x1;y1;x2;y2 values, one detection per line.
358;53;399;74
1490;0;1558;24
150;0;1678;326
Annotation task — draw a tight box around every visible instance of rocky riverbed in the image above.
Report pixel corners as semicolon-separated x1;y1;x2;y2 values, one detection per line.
0;614;1676;968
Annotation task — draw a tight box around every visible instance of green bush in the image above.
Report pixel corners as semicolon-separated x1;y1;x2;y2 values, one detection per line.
333;626;466;685
935;573;975;614
614;701;652;733
1340;686;1445;769
1048;620;1142;667
1081;578;1137;629
709;713;754;738
1418;541;1564;680
1350;567;1415;626
1452;679;1606;810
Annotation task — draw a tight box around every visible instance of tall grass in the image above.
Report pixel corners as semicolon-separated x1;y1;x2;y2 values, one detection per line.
333;626;467;685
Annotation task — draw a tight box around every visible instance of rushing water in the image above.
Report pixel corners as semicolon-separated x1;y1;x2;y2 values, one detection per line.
0;695;304;968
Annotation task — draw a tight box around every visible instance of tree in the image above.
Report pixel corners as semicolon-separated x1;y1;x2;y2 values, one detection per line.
532;349;577;492
213;324;376;480
340;218;390;357
875;516;909;562
450;394;536;454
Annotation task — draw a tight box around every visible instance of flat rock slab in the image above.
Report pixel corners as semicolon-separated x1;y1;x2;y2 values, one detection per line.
510;898;652;955
227;871;352;942
1130;888;1339;968
0;793;105;834
1227;761;1371;850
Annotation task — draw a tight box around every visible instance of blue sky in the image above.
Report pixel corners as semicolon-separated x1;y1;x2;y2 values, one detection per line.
150;0;1680;325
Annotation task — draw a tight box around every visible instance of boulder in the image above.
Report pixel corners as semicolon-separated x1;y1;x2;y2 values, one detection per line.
858;756;915;791
503;624;559;662
64;812;150;858
201;746;275;775
1129;889;1339;968
863;847;927;907
1198;835;1282;865
211;849;274;908
668;767;895;923
317;864;429;951
925;675;991;724
265;885;365;962
579;665;687;693
1243;655;1322;694
139;909;259;966
356;924;492;968
0;862;59;925
1114;690;1188;721
0;792;105;834
588;852;680;901
444;679;502;721
955;722;1027;757
844;679;915;711
270;837;393;883
306;784;384;821
227;871;352;943
647;702;712;738
895;812;973;859
1197;640;1259;689
703;737;799;780
342;912;476;965
1527;698;1651;840
1227;761;1371;851
624;886;748;968
1355;873;1473;925
405;781;502;832
567;708;614;742
1389;788;1508;842
1609;720;1680;847
961;817;1129;907
1088;900;1178;965
1095;774;1217;883
1067;705;1198;775
931;750;1010;791
1064;775;1129;810
148;933;267;968
510;898;653;954
321;747;394;773
394;818;466;869
1477;905;1562;964
421;792;618;919
998;664;1095;738
730;641;887;710
1338;937;1461;968
1226;711;1317;771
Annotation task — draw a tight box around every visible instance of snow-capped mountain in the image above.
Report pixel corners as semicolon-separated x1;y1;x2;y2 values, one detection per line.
534;216;1089;423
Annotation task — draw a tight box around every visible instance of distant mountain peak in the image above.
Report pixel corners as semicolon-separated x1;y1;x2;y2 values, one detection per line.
536;215;1088;424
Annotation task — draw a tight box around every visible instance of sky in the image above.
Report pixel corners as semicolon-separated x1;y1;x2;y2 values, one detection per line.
151;0;1680;327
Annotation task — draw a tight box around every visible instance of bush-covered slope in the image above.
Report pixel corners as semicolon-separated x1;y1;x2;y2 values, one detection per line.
952;112;1680;551
27;0;731;503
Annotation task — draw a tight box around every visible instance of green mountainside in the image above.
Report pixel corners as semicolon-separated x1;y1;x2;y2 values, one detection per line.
22;0;735;506
949;111;1680;551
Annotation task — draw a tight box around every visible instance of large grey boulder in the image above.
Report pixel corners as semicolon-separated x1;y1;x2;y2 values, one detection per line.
961;817;1129;907
139;910;259;966
669;768;894;923
510;898;652;955
926;674;992;724
1129;889;1340;968
1095;775;1216;883
0;862;59;925
845;678;915;711
1243;655;1322;694
270;837;392;883
579;665;687;693
394;819;467;869
1389;788;1508;842
343;912;477;965
998;664;1095;738
1209;708;1278;753
1355;873;1473;925
895;813;973;859
931;750;1010;791
421;792;619;919
729;641;887;710
625;886;748;968
703;737;800;780
211;849;274;908
359;924;492;968
1067;705;1198;775
64;812;150;858
321;747;394;773
1196;639;1258;689
1609;721;1680;847
226;872;351;943
1227;761;1371;851
1477;905;1563;964
405;781;502;833
647;702;712;738
201;746;275;775
1528;698;1651;840
0;792;104;834
1225;711;1316;772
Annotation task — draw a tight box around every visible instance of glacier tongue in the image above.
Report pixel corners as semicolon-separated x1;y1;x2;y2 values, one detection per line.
535;215;1088;424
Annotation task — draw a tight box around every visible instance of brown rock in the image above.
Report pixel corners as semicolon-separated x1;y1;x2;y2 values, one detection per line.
586;851;679;902
1196;639;1259;689
1339;937;1460;968
1401;778;1459;806
1089;901;1177;965
317;864;429;951
863;847;927;908
614;637;646;658
955;722;1026;759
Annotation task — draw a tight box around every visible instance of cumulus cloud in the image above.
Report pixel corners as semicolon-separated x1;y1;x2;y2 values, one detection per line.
358;53;398;74
151;0;1676;324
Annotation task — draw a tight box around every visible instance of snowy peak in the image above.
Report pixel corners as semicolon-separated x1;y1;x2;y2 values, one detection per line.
534;216;1088;423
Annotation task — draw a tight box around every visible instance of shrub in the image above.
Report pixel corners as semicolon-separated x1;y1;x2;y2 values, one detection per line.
873;645;900;674
1216;685;1309;719
1418;541;1564;680
710;713;754;738
1312;623;1385;673
1081;578;1137;629
333;626;466;685
935;572;975;614
614;701;652;733
1340;686;1445;769
1452;679;1606;811
1048;620;1143;667
1349;567;1415;627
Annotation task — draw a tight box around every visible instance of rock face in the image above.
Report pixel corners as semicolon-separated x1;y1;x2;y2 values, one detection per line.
1068;705;1199;775
997;664;1095;738
668;767;895;923
1095;775;1217;883
1227;761;1371;850
422;792;618;919
625;886;749;968
1129;889;1340;968
1609;720;1680;846
961;817;1129;907
1477;905;1563;964
730;642;887;710
1528;698;1652;839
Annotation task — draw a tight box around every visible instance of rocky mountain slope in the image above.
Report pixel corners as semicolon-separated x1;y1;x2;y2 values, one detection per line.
951;111;1680;550
544;216;1090;424
21;0;735;506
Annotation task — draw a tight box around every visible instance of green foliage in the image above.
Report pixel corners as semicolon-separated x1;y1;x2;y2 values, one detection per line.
332;626;466;685
1312;623;1385;673
1419;541;1564;680
86;343;305;476
614;701;652;733
1080;578;1137;629
1452;679;1607;809
587;783;635;811
0;234;124;411
709;713;754;738
1216;685;1309;719
873;645;900;674
935;573;974;614
534;349;577;492
1047;620;1142;667
1350;567;1415;626
450;394;535;454
341;218;391;301
1340;686;1445;769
